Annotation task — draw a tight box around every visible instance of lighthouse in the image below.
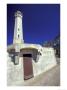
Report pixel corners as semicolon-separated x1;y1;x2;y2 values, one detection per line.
7;10;57;85
13;11;24;65
13;11;24;44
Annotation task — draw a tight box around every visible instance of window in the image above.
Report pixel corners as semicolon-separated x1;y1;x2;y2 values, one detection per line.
18;34;19;38
18;28;19;31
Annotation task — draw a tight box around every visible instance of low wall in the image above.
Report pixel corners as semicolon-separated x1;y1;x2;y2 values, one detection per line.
7;47;57;85
32;47;57;77
7;56;24;85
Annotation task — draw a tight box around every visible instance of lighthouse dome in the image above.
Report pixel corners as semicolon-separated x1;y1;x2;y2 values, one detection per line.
15;10;23;18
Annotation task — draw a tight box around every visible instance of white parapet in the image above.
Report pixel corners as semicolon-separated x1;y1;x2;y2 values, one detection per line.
7;55;24;85
7;46;57;85
33;47;57;77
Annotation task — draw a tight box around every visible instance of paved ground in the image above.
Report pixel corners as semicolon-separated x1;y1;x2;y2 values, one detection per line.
23;59;60;86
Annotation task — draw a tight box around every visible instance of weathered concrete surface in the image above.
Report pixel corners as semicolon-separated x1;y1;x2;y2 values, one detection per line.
23;64;60;86
7;55;60;86
7;56;24;86
32;47;57;77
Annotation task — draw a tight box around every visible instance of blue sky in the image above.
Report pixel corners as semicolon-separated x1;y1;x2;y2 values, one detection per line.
7;4;60;45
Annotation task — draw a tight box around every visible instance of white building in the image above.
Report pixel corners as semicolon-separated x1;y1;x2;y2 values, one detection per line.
7;11;57;85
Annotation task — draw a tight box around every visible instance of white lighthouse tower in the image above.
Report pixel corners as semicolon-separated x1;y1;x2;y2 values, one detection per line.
13;11;24;65
13;11;24;44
